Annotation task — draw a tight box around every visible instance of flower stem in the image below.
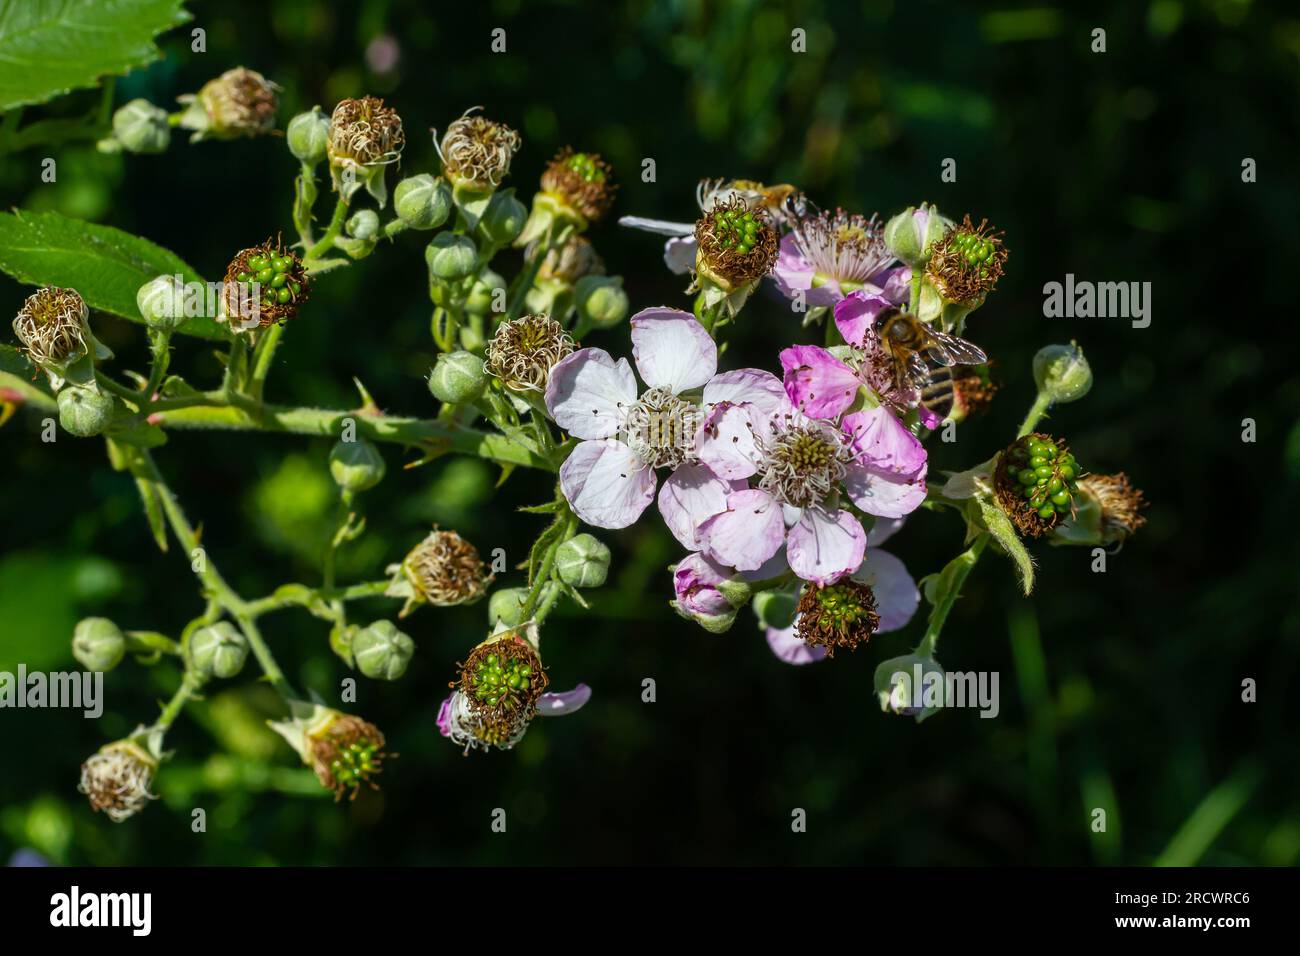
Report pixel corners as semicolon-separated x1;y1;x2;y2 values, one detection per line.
915;533;987;659
1017;391;1053;438
305;197;349;261
505;232;551;322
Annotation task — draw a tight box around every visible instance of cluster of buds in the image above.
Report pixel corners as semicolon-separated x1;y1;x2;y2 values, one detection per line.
177;67;279;142
220;238;311;330
484;313;575;392
269;701;389;801
385;528;493;616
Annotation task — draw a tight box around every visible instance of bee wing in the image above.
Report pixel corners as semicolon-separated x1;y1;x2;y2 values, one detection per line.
617;216;696;237
904;350;931;387
925;330;988;367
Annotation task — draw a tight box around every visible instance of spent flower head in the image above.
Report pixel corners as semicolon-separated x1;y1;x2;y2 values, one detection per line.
178;67;279;141
795;580;881;656
12;287;91;367
1053;472;1147;549
220;237;310;330
386;528;493;616
437;107;522;192
694;196;779;290
485;313;575;392
269;702;389;801
995;433;1083;537
78;738;158;823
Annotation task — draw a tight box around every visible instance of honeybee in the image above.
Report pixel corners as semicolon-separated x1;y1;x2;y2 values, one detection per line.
873;309;988;420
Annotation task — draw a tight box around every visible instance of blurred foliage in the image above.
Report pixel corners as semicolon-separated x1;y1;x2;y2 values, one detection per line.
1;0;1297;865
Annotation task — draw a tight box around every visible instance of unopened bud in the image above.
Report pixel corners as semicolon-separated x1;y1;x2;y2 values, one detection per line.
426;233;478;281
393;174;452;230
347;209;380;241
287;107;330;164
575;275;629;329
189;622;249;680
72;618;125;672
57;385;114;437
352;620;414;681
478;189;527;246
137;275;187;332
329;437;386;492
429;350;487;404
112;99;170;154
883;203;952;268
1033;342;1093;405
555;534;610;588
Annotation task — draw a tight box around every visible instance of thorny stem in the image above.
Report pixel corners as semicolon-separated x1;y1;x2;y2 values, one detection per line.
521;509;578;621
248;322;285;402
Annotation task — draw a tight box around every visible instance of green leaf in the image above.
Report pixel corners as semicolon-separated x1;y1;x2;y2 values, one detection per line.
973;496;1035;595
0;0;191;112
133;474;169;551
0;209;228;340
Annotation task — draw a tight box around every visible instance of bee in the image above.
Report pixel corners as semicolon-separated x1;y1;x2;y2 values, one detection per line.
873;309;988;420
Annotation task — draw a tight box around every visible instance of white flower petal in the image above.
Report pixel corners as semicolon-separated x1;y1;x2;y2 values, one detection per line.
559;439;657;529
545;349;639;440
630;307;717;393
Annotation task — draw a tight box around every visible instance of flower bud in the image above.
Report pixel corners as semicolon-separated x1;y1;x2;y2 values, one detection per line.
57;384;114;437
112;99;170;154
72;617;125;672
873;653;946;721
328;437;386;492
464;268;506;316
1033;342;1092;405
425;233;479;281
478;189;527;246
429;350;488;404
136;274;188;332
486;585;561;627
671;553;750;634
286;107;330;164
574;275;629;329
347;209;380;241
555;534;610;589
883;203;952;267
189;622;249;679
352;620;414;681
752;589;797;630
393;174;452;230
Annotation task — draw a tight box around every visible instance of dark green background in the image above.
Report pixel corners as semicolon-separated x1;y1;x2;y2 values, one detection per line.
2;0;1297;865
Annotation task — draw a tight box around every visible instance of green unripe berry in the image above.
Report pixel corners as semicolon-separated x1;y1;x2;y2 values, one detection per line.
352;620;414;681
72;617;125;672
555;534;611;589
347;209;380;241
394;174;452;230
112;99;171;154
189;622;249;680
425;233;478;281
136;274;188;332
286;107;330;165
57;385;114;438
328;438;386;492
429;350;488;404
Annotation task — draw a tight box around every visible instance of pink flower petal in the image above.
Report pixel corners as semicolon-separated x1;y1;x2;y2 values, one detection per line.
537;684;592;716
697;488;785;572
673;552;734;617
559;438;657;529
771;234;843;308
663;237;697;275
546;348;639;440
852;549;920;633
658;463;740;550
695;403;762;481
780;344;860;420
833;290;896;348
842;406;927;478
630;307;717;393
785;507;867;585
843;461;929;519
702;368;789;417
866;515;906;547
765;622;827;665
